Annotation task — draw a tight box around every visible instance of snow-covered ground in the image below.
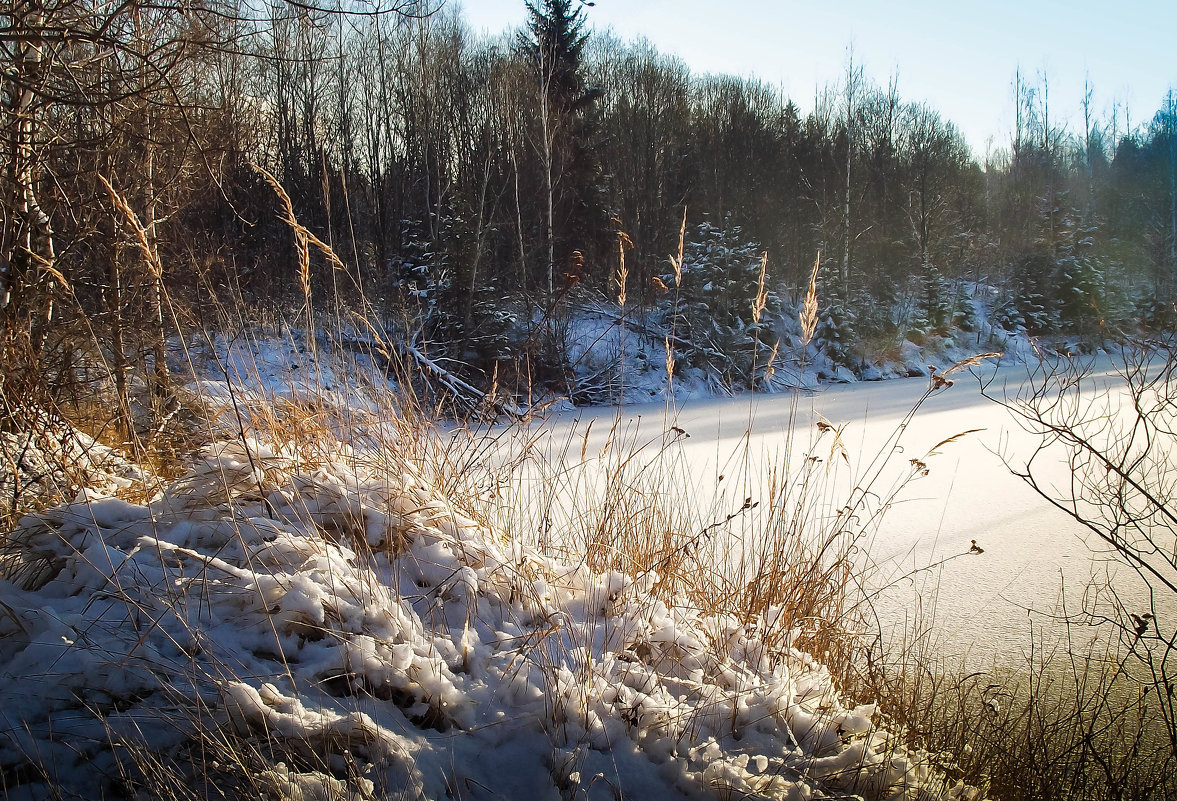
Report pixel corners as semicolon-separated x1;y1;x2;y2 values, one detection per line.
556;283;1041;406
0;431;983;800
0;300;1107;800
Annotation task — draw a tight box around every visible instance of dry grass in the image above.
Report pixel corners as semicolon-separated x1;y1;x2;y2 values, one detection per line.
3;194;1174;801
5;315;1174;799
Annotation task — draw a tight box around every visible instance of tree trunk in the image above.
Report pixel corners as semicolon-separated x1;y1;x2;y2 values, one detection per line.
134;7;170;409
1168;91;1176;284
4;5;57;353
841;56;858;299
540;73;556;300
107;248;132;440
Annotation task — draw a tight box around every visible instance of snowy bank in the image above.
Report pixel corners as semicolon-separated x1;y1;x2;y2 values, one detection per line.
0;433;984;800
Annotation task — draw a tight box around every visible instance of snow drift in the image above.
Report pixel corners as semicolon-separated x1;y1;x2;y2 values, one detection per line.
0;432;982;800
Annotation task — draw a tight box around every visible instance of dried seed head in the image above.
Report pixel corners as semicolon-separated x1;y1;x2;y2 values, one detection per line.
800;252;821;348
753;251;770;324
673;207;687;285
941;352;1004;377
615;232;632;306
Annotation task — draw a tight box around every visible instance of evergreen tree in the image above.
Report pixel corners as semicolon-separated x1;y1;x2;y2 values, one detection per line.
1053;212;1108;334
519;0;607;294
523;1;590;109
952;283;979;332
659;219;781;386
1010;252;1055;334
817;285;857;368
916;264;954;334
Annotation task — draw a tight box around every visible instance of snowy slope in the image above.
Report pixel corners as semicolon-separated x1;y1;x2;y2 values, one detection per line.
0;432;984;800
561;284;1033;402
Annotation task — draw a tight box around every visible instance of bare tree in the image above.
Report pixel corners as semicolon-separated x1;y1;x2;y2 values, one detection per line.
900;103;971;271
840;50;863;298
0;0;196;421
1166;90;1177;283
984;339;1177;757
0;0;433;429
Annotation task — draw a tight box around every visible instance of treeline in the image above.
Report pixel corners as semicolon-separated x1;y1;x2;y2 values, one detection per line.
3;0;1176;420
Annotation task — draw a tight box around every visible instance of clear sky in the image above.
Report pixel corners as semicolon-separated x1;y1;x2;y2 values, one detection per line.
456;0;1176;159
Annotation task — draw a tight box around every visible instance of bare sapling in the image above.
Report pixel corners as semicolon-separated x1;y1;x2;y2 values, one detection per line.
982;335;1177;765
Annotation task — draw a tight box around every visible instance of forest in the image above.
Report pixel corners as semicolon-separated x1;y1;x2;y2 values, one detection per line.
3;0;1176;424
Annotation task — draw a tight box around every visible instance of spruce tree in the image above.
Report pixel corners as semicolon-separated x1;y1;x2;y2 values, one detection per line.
520;0;606;294
658;219;781;386
523;1;590;110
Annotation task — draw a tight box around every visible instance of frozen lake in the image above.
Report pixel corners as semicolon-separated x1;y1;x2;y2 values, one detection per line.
503;356;1154;671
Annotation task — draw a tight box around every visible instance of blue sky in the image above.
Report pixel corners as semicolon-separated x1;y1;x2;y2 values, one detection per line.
457;0;1176;158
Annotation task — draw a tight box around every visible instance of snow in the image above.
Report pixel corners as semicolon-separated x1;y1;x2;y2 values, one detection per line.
0;286;1056;799
0;412;147;514
0;430;985;799
517;348;1161;677
183;327;394;420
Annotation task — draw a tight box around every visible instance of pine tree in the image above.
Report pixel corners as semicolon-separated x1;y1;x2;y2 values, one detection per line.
659;219;781;385
952;283;979;332
817;284;857;368
1011;253;1055;334
523;1;590;110
916;264;954;334
1054;215;1107;334
520;0;606;295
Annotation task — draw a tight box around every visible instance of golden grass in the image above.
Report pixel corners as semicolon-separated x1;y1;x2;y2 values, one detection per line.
2;189;1173;800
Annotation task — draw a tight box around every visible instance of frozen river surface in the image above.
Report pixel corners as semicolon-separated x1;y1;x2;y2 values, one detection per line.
519;357;1153;670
